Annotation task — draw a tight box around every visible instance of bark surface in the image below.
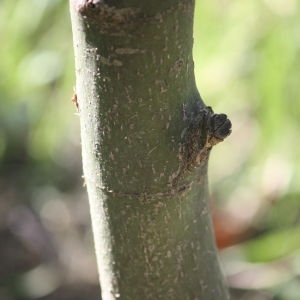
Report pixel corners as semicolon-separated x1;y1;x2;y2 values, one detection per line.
70;0;231;299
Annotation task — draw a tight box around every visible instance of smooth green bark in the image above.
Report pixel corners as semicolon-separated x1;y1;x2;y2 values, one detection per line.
70;0;230;299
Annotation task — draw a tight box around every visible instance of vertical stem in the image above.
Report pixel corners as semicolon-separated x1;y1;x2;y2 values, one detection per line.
70;0;229;299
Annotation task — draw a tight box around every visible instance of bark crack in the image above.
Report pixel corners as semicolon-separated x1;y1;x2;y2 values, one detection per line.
75;0;142;36
97;183;193;201
74;0;194;36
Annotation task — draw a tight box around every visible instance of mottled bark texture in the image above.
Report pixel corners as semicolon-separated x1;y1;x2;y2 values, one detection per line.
70;0;231;299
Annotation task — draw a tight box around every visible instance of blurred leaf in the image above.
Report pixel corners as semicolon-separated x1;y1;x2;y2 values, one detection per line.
243;228;300;262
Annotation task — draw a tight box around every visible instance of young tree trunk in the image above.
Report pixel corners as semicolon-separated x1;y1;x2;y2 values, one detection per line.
70;0;231;299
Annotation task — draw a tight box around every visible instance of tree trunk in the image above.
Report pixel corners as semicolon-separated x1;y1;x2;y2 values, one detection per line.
69;0;231;299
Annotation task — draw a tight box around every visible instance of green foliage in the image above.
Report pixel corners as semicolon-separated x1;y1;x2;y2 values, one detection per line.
244;228;300;262
0;0;75;164
193;0;300;297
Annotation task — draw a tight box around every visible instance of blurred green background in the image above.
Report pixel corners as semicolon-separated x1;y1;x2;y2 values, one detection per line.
0;0;299;299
